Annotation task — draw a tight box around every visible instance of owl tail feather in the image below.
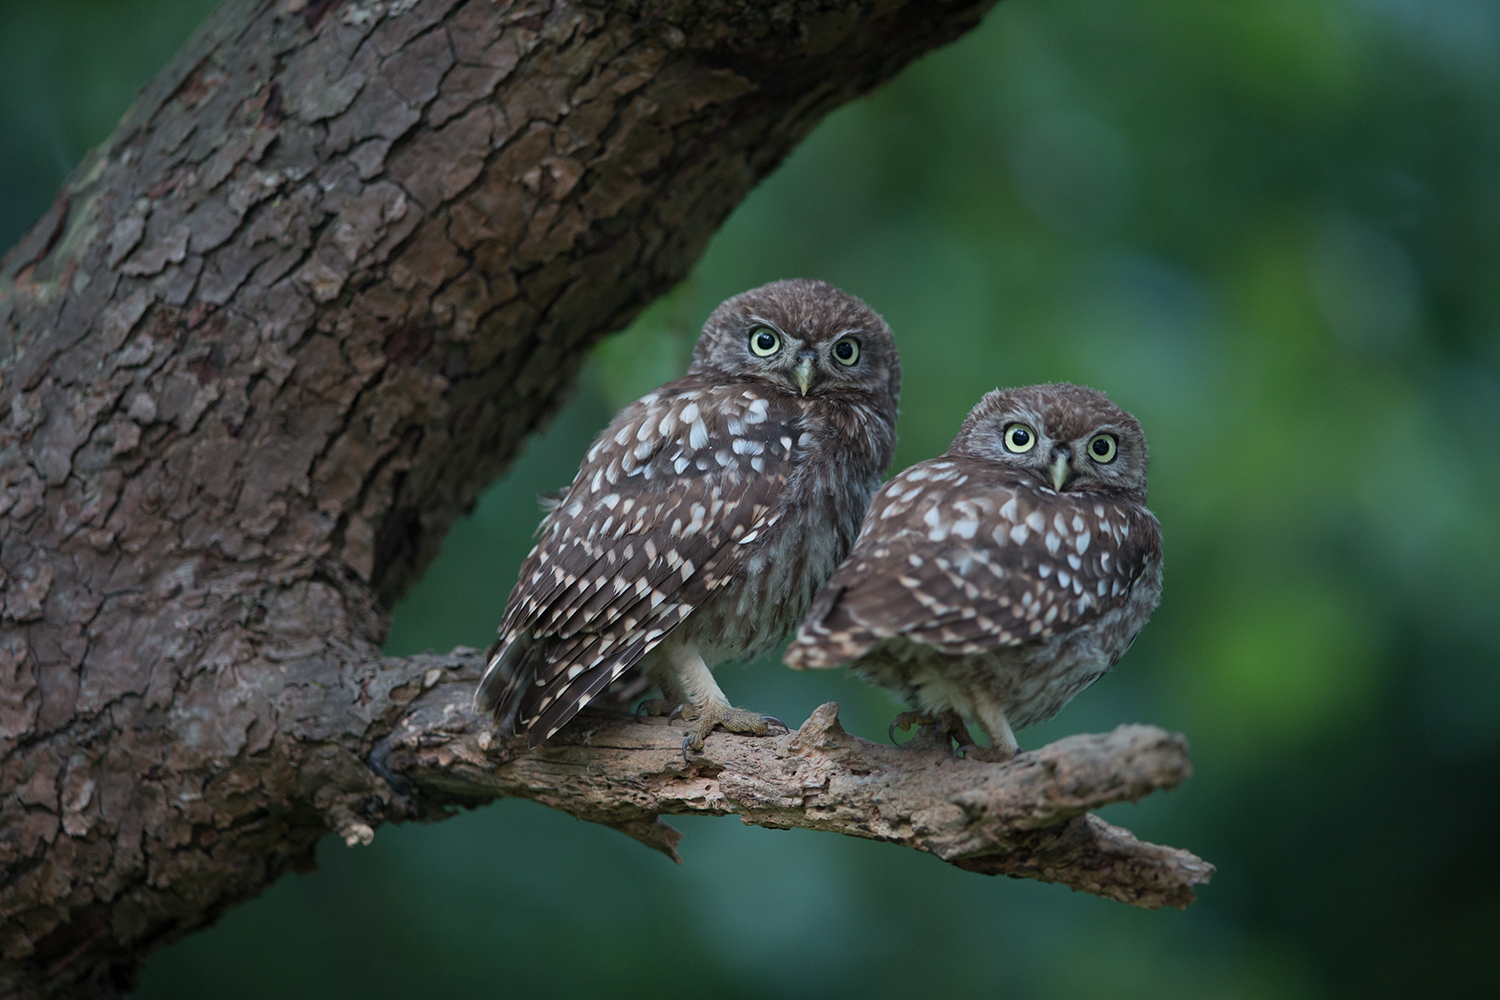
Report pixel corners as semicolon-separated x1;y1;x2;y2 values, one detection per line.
473;630;536;737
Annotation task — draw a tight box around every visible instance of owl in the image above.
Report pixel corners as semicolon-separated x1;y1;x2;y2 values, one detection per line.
784;383;1161;760
474;279;902;756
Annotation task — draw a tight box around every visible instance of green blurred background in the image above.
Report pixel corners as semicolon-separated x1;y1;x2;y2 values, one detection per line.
5;0;1499;995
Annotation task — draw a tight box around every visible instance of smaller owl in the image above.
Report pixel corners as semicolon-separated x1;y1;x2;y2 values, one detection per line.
784;383;1162;760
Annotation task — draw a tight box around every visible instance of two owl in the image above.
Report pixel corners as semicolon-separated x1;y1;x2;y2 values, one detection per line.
474;279;1161;760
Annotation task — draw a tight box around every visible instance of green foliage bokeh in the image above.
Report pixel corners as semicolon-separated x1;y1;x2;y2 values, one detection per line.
4;0;1497;996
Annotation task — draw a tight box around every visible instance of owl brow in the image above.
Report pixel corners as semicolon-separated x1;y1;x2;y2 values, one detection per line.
746;315;787;336
1002;406;1043;430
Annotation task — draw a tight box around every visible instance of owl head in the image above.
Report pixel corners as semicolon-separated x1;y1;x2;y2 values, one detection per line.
950;383;1149;496
689;279;901;409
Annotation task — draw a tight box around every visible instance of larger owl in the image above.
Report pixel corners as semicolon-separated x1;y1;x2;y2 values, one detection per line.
474;279;901;755
784;383;1161;760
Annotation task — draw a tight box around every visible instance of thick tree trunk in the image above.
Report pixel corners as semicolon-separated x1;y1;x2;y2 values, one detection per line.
0;0;1209;995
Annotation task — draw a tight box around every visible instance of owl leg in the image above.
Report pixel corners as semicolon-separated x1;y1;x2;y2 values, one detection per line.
649;640;783;760
968;696;1020;762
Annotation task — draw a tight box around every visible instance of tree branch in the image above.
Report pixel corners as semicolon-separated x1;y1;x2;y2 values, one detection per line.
374;648;1211;910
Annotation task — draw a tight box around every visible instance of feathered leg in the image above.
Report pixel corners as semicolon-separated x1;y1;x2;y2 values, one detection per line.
644;636;782;760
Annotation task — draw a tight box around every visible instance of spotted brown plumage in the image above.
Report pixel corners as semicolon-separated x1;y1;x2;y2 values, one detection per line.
475;279;901;752
785;383;1162;760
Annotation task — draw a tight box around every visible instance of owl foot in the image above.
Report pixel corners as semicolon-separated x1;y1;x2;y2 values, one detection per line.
889;710;974;758
888;711;934;744
680;704;787;763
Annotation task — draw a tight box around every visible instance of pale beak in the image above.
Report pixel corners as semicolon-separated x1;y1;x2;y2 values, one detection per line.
1048;452;1073;491
793;356;816;396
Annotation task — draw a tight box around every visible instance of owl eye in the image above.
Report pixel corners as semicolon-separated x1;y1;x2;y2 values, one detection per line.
750;327;781;357
832;337;860;366
1003;424;1036;453
1088;433;1118;462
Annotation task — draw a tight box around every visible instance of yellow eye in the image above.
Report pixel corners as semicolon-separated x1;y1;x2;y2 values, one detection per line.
1088;433;1118;462
750;327;781;357
1003;424;1036;453
832;337;860;366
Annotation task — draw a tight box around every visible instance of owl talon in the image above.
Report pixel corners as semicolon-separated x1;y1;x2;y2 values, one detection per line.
679;704;776;762
888;711;935;746
935;710;977;757
634;698;686;724
762;714;788;733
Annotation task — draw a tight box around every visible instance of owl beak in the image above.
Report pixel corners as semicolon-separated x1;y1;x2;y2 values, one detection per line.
792;354;817;396
1048;450;1073;491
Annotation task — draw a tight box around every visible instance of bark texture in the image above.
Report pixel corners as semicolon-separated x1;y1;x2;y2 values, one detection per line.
0;0;1211;996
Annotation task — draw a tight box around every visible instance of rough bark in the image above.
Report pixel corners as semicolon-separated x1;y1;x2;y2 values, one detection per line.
0;0;1210;996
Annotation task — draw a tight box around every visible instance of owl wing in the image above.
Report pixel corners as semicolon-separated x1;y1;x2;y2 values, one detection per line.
476;379;804;746
785;457;1161;667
